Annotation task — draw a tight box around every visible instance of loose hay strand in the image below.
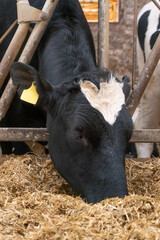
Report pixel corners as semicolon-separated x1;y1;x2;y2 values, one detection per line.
0;154;160;239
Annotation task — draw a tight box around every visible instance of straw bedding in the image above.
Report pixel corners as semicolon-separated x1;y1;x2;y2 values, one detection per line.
0;154;159;239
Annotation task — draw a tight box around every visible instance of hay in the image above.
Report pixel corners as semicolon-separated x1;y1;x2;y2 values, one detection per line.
0;155;159;240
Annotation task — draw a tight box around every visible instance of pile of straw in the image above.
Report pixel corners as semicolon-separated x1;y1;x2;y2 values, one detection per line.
0;154;159;239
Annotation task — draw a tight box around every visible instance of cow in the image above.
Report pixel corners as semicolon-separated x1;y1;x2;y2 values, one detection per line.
133;1;160;158
2;0;133;203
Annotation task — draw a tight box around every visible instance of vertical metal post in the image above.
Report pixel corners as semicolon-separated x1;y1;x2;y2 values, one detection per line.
98;0;110;69
132;0;138;90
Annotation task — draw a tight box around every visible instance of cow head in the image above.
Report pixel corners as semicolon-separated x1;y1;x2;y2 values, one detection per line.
10;62;133;203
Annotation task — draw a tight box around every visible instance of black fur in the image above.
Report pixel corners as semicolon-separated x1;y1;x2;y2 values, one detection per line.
137;10;150;62
3;0;133;203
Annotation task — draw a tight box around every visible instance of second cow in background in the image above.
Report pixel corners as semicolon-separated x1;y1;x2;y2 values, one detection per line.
133;1;160;158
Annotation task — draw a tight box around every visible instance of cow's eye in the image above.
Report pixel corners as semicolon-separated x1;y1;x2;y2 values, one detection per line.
75;129;88;146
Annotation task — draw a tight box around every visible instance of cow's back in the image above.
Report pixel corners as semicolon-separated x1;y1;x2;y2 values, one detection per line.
38;0;96;86
137;2;160;69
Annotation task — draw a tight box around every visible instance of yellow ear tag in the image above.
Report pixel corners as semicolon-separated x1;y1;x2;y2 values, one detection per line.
20;82;39;105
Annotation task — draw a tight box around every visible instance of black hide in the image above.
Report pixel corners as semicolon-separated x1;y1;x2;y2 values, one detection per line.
4;0;133;203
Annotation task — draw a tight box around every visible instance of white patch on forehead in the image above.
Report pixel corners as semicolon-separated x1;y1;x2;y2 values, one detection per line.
80;77;125;125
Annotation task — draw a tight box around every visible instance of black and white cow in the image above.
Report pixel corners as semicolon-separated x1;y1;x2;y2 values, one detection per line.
133;1;160;158
2;0;133;203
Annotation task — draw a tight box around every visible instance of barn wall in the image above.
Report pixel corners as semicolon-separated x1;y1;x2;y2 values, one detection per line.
123;0;150;26
90;0;151;81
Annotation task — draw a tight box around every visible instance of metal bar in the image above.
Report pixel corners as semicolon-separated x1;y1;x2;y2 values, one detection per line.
0;20;18;44
0;128;160;143
131;0;138;90
0;22;29;89
152;0;160;10
98;0;109;68
127;32;160;116
130;129;160;143
0;0;59;121
0;128;49;141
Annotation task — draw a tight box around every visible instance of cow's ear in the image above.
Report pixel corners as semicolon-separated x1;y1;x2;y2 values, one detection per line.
10;62;38;89
10;62;53;111
122;76;131;102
